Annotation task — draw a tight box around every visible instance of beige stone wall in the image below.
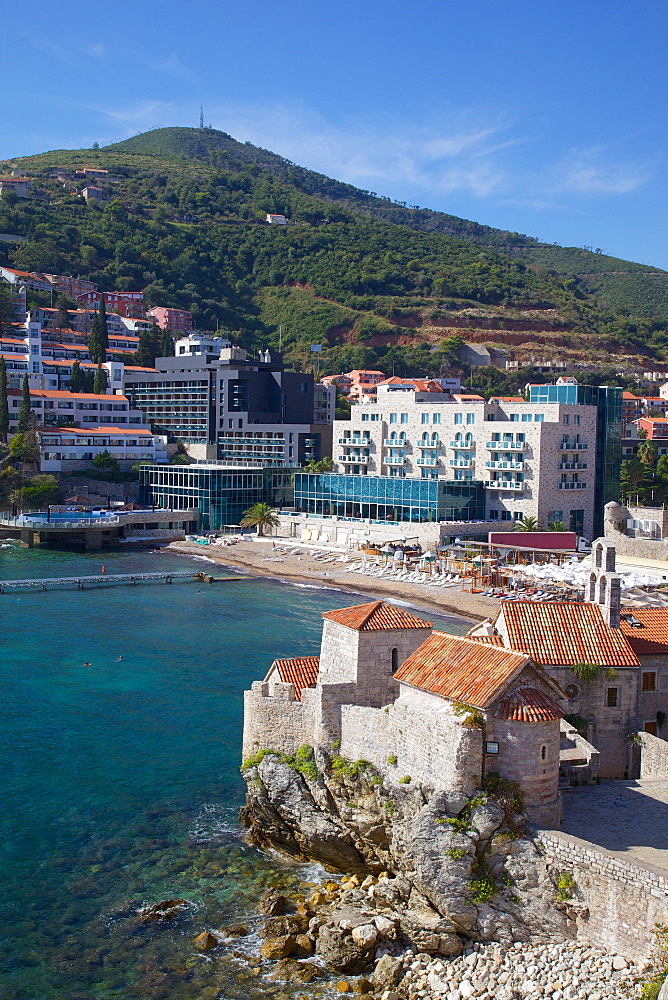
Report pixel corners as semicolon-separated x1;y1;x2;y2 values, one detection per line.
242;681;315;760
489;718;561;826
340;687;483;795
537;829;668;962
640;731;668;778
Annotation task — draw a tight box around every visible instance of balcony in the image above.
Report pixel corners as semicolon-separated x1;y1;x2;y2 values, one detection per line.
558;481;587;490
338;454;370;464
339;436;370;446
560;441;588;450
385;456;407;466
448;440;476;449
417;457;439;467
485;480;525;490
417;440;442;449
486;460;524;470
486;440;524;450
559;462;587;470
449;459;474;468
384;438;408;447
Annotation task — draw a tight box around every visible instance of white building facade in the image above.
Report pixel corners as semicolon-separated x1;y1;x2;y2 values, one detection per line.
333;385;598;537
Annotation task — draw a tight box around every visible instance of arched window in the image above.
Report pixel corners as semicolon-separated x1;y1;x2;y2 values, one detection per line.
421;432;429;441
455;432;463;443
465;432;473;444
391;648;399;673
390;432;397;441
431;432;439;442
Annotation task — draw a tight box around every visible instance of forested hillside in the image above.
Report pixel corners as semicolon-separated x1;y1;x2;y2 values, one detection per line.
1;126;667;379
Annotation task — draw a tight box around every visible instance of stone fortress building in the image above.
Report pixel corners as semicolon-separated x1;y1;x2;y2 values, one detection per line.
243;539;668;829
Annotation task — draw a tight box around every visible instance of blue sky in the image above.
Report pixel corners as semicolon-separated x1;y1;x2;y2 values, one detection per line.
4;1;667;268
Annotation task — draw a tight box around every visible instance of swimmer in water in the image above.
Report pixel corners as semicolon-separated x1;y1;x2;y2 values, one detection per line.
117;656;123;661
83;661;91;667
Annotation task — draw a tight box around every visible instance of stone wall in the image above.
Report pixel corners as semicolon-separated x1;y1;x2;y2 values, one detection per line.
603;503;668;562
340;688;482;795
56;476;140;502
537;829;668;961
640;731;668;778
242;681;315;760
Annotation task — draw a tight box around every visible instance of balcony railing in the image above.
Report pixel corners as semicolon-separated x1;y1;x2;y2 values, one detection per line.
449;459;474;468
384;438;408;447
560;441;588;450
486;440;524;450
338;437;370;446
485;480;525;490
449;440;475;449
558;481;587;490
338;454;370;464
559;462;587;470
485;460;524;470
417;440;442;449
384;456;407;465
417;457;439;466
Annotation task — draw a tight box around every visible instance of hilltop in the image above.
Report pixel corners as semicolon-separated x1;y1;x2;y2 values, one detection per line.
1;126;667;379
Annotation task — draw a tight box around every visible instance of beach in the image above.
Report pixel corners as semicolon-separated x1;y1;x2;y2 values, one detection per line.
167;537;500;622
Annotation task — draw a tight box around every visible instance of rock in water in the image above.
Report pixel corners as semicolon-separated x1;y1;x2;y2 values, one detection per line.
260;888;287;915
194;931;218;951
137;898;188;921
260;934;297;959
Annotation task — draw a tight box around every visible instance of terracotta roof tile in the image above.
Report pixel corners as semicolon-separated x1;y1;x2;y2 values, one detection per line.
470;635;506;646
271;656;320;699
498;602;639;667
395;632;529;708
322;601;432;632
494;686;563;722
620;608;668;656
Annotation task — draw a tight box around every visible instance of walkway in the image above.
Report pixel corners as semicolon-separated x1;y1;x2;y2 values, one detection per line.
561;779;668;870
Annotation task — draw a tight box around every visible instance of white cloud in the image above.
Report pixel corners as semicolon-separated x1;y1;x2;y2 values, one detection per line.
555;147;650;195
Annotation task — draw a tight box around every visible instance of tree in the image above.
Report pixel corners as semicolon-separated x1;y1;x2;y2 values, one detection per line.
515;515;538;532
93;362;108;394
547;520;566;532
69;359;84;392
9;427;40;467
17;374;31;434
82;368;96;393
92;450;121;479
0;357;9;441
159;328;174;358
9;474;61;510
657;455;668;481
0;283;15;337
239;502;280;536
88;294;108;363
135;324;162;367
304;457;334;472
55;299;71;333
638;439;658;466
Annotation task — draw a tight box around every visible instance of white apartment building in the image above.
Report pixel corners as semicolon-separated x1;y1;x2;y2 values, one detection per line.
39;427;167;472
334;385;598;537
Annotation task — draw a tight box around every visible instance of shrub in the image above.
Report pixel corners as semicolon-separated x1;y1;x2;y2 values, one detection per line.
452;701;485;729
241;748;277;771
555;871;575;901
483;772;524;814
571;662;602;684
387;754;398;765
398;775;411;784
446;847;466;860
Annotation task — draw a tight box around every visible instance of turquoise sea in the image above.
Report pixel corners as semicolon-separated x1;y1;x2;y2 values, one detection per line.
0;542;467;1000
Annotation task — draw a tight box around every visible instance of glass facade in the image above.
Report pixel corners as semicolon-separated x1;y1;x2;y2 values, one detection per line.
125;379;210;441
529;382;622;536
294;473;485;523
139;465;295;530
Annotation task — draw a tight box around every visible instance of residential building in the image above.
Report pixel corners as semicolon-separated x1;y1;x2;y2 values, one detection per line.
0;266;51;293
123;344;332;465
139;464;294;530
77;290;144;319
7;389;149;433
29;272;97;299
266;213;287;224
147;306;195;334
39;426;167;472
81;185;107;204
0;177;32;198
641;396;668;417
635;417;668;451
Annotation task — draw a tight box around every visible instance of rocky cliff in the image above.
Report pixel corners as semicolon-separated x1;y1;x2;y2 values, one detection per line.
239;747;572;968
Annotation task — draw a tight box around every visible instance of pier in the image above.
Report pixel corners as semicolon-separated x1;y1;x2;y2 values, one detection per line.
0;571;245;592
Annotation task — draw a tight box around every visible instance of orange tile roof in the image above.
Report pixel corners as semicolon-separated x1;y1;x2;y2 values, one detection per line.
395;632;529;708
494;686;563;722
39;427;151;437
620;608;668;656
470;635;506;646
498;601;639;667
7;388;129;401
271;656;320;700
322;600;432;632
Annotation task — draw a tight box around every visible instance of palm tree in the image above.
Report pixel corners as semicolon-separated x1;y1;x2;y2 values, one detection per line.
547;520;566;532
304;457;334;472
515;515;538;532
240;502;280;536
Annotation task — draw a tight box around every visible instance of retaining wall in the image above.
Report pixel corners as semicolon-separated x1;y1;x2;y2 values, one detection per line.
537;828;668;961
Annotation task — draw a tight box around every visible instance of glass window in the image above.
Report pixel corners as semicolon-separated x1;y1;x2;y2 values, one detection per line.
535;413;544;422
510;413;519;422
466;413;475;425
454;413;462;425
563;415;570;425
516;433;525;442
421;413;429;424
389;413;397;424
362;413;369;421
433;413;441;425
607;688;619;707
522;413;531;422
371;413;379;421
574;415;580;425
400;413;408;424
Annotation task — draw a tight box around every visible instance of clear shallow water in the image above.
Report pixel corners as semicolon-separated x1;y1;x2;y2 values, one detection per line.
0;543;467;1000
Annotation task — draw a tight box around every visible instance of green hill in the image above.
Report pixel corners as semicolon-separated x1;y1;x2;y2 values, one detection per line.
1;125;667;378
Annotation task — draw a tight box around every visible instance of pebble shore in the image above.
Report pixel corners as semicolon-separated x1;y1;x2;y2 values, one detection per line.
397;939;636;1000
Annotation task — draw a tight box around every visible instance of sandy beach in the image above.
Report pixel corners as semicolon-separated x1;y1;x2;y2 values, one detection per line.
166;538;500;623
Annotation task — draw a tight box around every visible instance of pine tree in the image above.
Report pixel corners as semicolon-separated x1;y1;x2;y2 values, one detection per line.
17;374;31;434
93;362;107;394
159;328;174;358
0;284;15;337
83;369;95;393
135;324;162;367
0;357;9;441
69;359;83;392
88;294;108;363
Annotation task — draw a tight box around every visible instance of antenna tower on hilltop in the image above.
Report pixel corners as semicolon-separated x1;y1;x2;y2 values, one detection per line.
199;106;205;129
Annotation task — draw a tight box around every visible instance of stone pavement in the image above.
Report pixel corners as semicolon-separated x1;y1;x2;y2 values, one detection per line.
561;779;668;871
